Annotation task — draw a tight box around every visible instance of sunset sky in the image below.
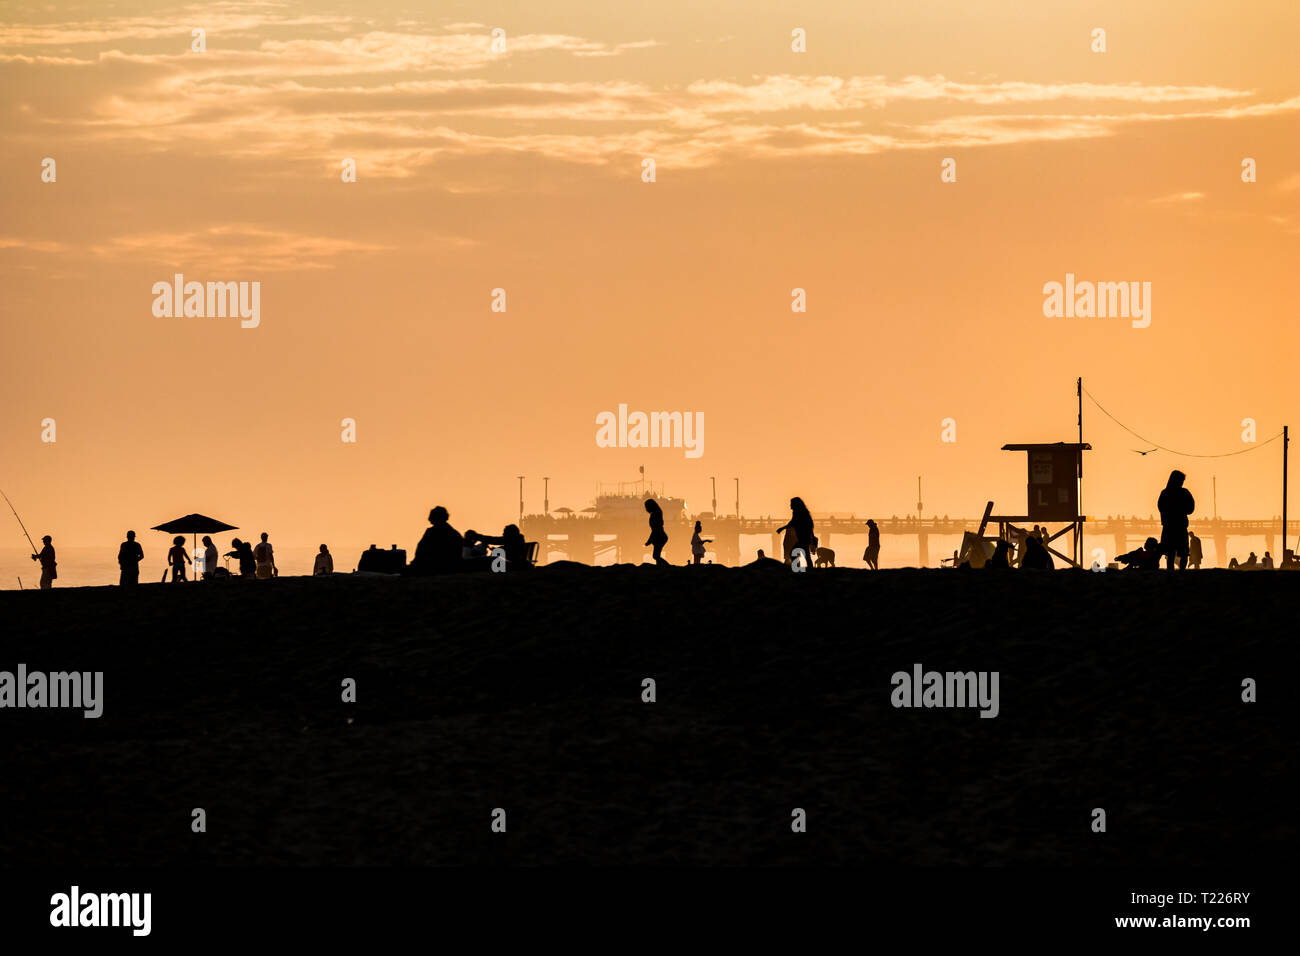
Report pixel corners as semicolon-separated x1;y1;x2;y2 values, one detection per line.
1;0;1296;567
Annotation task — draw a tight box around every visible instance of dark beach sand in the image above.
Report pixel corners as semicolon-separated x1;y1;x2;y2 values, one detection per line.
0;566;1288;866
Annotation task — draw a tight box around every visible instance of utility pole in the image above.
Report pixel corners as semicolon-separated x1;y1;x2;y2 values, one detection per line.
1213;475;1217;519
1284;425;1290;559
917;476;923;516
710;476;717;516
734;477;740;518
517;476;525;523
1077;376;1084;565
543;477;550;516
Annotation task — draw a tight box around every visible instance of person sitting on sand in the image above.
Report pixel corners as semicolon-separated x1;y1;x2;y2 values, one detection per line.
410;506;464;574
1262;551;1274;569
644;498;669;566
1117;537;1162;570
313;544;333;576
225;538;256;577
168;535;191;583
118;530;144;586
750;549;784;568
1020;533;1054;570
477;524;530;569
986;539;1012;569
690;520;711;565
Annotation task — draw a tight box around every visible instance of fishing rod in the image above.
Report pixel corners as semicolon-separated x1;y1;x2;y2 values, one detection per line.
0;488;39;555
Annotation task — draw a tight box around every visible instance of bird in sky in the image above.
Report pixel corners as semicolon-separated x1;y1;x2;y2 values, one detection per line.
1132;447;1158;456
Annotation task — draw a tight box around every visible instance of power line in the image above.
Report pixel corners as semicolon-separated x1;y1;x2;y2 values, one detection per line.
1083;388;1282;458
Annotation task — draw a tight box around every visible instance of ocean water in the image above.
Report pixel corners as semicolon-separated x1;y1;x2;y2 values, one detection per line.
0;545;368;590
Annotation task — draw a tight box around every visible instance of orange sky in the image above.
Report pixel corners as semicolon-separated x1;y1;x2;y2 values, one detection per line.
1;0;1297;559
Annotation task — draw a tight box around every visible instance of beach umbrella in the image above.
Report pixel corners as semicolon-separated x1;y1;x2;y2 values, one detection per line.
553;507;574;514
151;513;238;579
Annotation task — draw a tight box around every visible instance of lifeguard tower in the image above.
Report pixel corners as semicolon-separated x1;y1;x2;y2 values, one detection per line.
967;442;1091;568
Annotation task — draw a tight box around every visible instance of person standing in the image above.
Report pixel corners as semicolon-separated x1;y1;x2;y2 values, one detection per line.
31;535;57;589
690;520;711;565
167;535;191;583
117;530;144;586
1187;530;1204;569
863;519;881;570
1157;470;1195;570
201;536;219;579
253;531;276;580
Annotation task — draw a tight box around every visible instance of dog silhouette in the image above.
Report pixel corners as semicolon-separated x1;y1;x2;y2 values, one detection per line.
814;546;835;568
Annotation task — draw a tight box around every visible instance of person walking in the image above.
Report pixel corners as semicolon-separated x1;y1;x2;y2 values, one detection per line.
863;518;881;570
644;498;669;566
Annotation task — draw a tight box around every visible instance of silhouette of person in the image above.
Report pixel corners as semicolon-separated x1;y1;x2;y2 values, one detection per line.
201;536;219;579
253;532;276;580
1157;470;1195;569
1262;551;1274;569
986;540;1012;569
690;520;711;565
1188;531;1203;569
644;498;669;566
167;535;191;583
479;524;530;569
313;544;333;575
863;519;880;569
411;506;464;574
117;530;143;586
225;538;256;577
1117;537;1162;569
32;535;57;589
1021;533;1054;570
776;498;814;567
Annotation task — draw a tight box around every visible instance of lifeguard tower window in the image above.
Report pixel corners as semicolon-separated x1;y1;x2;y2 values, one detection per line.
1001;442;1091;522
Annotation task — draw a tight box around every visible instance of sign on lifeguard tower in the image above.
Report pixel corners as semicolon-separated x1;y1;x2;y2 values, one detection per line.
1016;443;1085;521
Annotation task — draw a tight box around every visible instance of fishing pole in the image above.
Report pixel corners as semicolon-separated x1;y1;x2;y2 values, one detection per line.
0;488;39;555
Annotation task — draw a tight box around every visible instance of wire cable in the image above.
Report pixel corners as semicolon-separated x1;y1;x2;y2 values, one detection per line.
1083;389;1282;458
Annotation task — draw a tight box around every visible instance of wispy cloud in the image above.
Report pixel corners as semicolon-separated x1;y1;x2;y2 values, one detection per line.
2;6;1297;177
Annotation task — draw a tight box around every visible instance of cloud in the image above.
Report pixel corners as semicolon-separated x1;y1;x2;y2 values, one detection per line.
2;7;1297;177
1150;192;1206;203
